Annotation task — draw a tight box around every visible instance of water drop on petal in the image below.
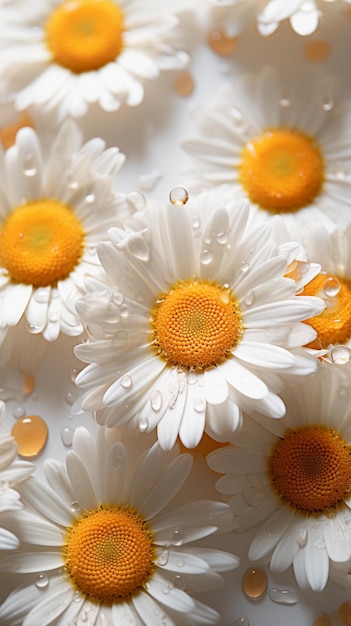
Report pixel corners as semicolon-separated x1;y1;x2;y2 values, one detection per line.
200;249;214;265
172;529;184;546
269;588;298;605
229;617;250;626
138;417;149;433
296;527;308;547
35;573;49;589
150;390;162;411
13;406;26;419
169;187;189;206
61;427;74;447
121;375;132;389
323;276;341;298
23;152;37;177
193;398;205;413
240;260;250;273
331;346;351;364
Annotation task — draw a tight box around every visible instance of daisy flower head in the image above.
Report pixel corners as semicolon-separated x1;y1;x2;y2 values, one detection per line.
0;400;34;550
74;189;325;450
182;66;351;233
209;0;351;37
207;363;351;592
0;425;238;626
0;0;190;121
0;119;128;342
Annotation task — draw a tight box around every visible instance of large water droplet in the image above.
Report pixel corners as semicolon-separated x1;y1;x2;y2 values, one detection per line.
323;276;341;298
269;588;298;605
207;29;238;56
35;573;49;589
11;415;48;458
242;567;267;600
65;391;76;405
150;390;162;412
85;193;95;204
313;614;331;626
157;549;170;566
169;187;189;207
331;346;351;364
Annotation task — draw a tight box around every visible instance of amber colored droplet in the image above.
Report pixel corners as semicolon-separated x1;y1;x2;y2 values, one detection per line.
304;40;331;63
242;567;268;600
207;29;238;56
173;70;194;97
313;614;331;626
0;112;33;150
23;374;35;395
11;415;48;457
338;602;351;625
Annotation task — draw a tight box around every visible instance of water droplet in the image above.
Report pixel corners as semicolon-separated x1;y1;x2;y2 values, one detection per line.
240;260;250;273
157;549;170;566
169;187;189;207
172;529;184;546
127;234;150;262
127;191;146;211
242;567;268;600
200;249;214;265
70;368;78;383
229;618;250;626
65;391;76;405
207;29;238;56
67;175;79;190
138;169;162;192
330;161;348;180
187;370;197;385
61;427;74;447
269;588;298;605
192;214;200;230
13;406;26;419
338;602;351;625
244;290;255;306
150;390;162;412
161;581;174;595
138;417;149;433
313;614;331;626
174;70;194;97
331;346;351;364
73;590;81;602
229;107;247;133
193;398;205;413
216;231;229;245
173;574;186;590
321;95;334;111
80;612;88;623
85;193;95;204
323;276;341;298
279;96;291;108
120;304;129;318
296;527;308;547
70;501;81;513
48;310;59;323
121;375;132;389
23;152;37;177
11;415;48;458
35;573;49;589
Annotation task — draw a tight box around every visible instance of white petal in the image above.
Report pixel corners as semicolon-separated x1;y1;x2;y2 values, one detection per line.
0;527;19;550
249;508;294;560
0;551;62;573
220;358;268;399
132;592;176;626
23;583;73;626
234;341;296;369
146;573;195;613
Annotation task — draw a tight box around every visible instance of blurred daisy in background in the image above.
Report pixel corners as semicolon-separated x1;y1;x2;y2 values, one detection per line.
209;0;351;36
0;0;190;120
0;119;127;342
182;67;351;234
0;426;238;626
207;363;351;592
0;400;34;551
74;191;324;450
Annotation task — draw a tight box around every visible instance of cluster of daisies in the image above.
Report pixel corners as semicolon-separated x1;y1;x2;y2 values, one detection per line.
1;1;351;625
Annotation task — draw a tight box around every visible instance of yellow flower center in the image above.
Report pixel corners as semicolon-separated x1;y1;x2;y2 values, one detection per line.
239;128;324;213
0;199;85;287
268;425;351;514
151;280;243;371
45;0;125;74
300;273;351;349
64;505;155;603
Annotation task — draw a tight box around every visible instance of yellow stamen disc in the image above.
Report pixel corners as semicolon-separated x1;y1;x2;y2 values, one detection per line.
45;0;125;74
151;280;243;370
64;505;155;602
301;273;351;349
268;425;351;513
239;128;324;213
0;199;85;287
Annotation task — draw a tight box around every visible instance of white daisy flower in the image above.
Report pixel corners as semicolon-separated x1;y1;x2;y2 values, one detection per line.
0;119;128;342
0;425;238;626
182;67;351;232
0;0;189;121
207;363;351;592
0;401;34;550
74;190;325;450
209;0;351;36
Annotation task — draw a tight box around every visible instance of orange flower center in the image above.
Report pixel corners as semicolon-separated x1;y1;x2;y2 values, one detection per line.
268;425;351;513
151;280;243;371
45;0;125;73
64;505;155;603
0;199;85;287
239;128;324;213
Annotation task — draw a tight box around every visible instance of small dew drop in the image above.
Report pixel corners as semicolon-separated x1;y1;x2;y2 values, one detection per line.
229;617;250;626
279;96;291;108
216;231;229;245
242;567;267;600
244;290;255;306
80;612;88;623
161;581;174;595
296;527;308;547
229;107;247;133
65;391;76;405
174;70;194;97
172;529;184;546
70;368;78;383
240;260;250;273
169;187;189;207
23;374;35;395
207;29;238;56
200;249;214;265
269;588;298;606
85;193;95;204
321;95;334;111
193;398;205;413
23;152;37;177
121;375;132;389
48;310;59;323
331;346;351;364
192;214;200;230
70;501;81;513
35;573;49;589
174;574;186;590
150;389;162;412
157;549;170;566
61;427;74;447
11;415;48;458
330;161;348;180
67;176;79;190
120;304;129;318
138;417;149;433
13;406;26;419
323;276;341;298
305;40;330;63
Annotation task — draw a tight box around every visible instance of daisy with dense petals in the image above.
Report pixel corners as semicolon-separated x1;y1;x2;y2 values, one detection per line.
209;0;351;36
0;0;189;121
74;191;325;450
182;67;351;233
0;401;34;550
0;119;128;342
207;364;351;592
0;425;238;626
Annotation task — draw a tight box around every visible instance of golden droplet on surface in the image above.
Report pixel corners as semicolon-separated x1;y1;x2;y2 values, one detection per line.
313;614;331;626
23;374;35;396
0;111;34;150
207;29;238;56
173;70;194;97
338;602;351;625
11;415;48;457
169;187;189;207
242;567;268;600
304;40;331;63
